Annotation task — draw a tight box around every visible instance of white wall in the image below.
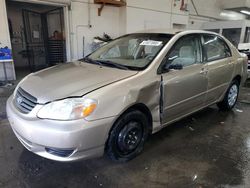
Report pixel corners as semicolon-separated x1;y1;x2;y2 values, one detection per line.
221;0;249;9
0;0;15;81
189;0;221;18
126;7;172;33
126;0;189;33
0;0;11;48
188;15;215;30
65;0;229;61
69;0;121;60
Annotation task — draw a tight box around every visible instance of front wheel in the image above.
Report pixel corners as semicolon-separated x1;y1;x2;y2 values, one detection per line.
217;80;239;111
106;110;149;162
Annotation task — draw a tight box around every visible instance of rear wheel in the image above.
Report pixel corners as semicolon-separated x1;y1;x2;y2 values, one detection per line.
106;110;149;162
217;80;239;110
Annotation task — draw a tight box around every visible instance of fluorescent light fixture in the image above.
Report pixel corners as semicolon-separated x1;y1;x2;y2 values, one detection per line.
220;10;246;20
220;11;237;18
240;10;250;15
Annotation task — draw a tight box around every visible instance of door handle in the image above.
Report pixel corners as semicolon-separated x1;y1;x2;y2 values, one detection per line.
200;68;208;75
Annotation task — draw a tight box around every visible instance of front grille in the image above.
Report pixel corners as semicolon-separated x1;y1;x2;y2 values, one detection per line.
14;87;37;114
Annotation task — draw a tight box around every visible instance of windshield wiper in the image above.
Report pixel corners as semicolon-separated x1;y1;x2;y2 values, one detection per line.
82;57;102;66
96;60;129;70
82;57;129;70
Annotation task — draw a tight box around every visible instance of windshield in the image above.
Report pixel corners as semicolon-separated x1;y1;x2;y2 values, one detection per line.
87;33;173;70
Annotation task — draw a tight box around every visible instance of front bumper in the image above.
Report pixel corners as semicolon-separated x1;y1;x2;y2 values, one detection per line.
6;95;116;162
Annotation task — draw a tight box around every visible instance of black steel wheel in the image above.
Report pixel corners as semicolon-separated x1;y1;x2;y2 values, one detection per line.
106;110;149;162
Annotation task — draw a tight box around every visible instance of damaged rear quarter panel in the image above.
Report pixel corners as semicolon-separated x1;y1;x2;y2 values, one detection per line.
84;71;162;133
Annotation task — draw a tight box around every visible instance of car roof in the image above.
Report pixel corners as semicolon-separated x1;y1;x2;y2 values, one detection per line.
133;29;218;36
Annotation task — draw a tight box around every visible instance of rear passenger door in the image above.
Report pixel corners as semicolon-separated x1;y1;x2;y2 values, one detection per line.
202;34;234;104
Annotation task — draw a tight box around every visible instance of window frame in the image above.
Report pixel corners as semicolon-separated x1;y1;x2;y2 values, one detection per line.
201;34;232;63
157;34;203;74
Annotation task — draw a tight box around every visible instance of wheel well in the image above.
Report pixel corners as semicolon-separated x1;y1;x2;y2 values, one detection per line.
233;75;241;85
120;103;153;133
104;103;153;152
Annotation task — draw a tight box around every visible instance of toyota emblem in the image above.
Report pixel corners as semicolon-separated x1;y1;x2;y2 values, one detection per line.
17;96;23;104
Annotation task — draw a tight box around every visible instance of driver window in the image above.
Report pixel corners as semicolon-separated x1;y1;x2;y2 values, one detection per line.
166;35;201;68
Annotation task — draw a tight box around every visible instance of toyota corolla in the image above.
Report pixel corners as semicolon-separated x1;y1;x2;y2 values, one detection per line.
6;30;247;162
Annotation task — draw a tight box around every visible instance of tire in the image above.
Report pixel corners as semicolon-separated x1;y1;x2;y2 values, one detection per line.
106;110;149;162
217;80;240;111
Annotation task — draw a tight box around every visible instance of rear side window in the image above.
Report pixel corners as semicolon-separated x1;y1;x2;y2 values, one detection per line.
203;35;232;62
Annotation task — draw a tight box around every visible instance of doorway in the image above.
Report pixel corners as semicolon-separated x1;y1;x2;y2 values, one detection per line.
6;1;66;79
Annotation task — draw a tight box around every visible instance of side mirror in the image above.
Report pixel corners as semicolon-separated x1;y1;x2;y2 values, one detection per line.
164;63;183;71
169;64;183;70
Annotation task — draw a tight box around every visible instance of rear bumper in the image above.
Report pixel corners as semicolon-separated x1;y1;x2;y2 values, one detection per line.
6;95;116;162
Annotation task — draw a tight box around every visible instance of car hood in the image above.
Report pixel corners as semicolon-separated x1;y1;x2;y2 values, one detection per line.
18;61;138;103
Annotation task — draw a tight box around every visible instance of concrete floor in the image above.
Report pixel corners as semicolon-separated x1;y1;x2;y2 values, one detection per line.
1;81;250;188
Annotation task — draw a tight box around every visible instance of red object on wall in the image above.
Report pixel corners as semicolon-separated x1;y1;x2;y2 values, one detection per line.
180;0;186;11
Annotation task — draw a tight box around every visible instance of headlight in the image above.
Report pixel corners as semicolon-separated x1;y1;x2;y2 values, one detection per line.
37;98;97;120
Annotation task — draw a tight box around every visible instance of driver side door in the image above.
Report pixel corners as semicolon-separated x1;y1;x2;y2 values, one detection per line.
160;34;208;125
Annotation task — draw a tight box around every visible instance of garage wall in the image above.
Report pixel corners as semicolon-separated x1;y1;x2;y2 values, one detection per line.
67;0;228;60
0;0;15;81
69;0;121;60
68;0;246;60
1;0;247;80
0;0;11;48
187;15;215;30
189;0;221;19
125;0;229;33
126;0;189;33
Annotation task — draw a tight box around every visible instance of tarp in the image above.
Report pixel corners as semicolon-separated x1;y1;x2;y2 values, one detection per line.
0;47;12;60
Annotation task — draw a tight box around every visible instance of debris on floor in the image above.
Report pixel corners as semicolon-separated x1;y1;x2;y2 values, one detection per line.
192;174;198;181
0;82;14;88
235;108;243;113
188;126;195;131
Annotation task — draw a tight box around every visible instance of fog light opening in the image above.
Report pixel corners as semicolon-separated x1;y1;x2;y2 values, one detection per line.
45;147;75;157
